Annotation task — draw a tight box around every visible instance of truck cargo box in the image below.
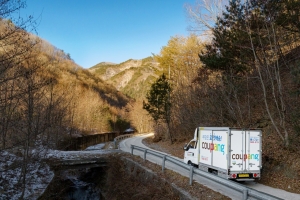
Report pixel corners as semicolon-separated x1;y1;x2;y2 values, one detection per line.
184;127;262;181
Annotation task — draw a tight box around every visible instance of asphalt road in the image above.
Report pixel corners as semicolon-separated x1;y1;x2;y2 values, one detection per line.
119;133;300;200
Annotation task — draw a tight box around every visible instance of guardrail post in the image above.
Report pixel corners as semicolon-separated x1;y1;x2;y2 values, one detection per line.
143;149;148;161
131;145;134;155
162;155;166;172
114;139;117;149
189;166;193;185
243;189;248;200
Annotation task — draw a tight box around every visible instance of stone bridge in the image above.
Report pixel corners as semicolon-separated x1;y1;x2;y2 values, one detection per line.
47;150;121;170
50;158;108;170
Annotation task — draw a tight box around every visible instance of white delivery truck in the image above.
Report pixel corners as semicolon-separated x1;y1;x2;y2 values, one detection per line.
184;127;262;181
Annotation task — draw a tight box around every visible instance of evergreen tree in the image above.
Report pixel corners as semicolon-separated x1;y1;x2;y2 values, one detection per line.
199;0;252;76
143;74;172;142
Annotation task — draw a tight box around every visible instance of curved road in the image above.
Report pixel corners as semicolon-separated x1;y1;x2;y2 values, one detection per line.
119;133;300;200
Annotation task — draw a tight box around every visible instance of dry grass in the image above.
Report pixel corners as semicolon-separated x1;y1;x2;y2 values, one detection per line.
103;153;230;200
102;154;182;200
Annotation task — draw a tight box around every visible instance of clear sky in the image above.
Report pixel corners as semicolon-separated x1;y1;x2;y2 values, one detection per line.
19;0;195;68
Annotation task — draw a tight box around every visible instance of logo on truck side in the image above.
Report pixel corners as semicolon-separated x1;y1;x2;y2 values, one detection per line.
232;154;259;161
250;136;259;143
202;134;222;141
202;142;225;155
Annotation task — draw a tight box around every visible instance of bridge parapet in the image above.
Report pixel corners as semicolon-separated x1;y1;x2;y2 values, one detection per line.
50;158;108;170
46;150;122;170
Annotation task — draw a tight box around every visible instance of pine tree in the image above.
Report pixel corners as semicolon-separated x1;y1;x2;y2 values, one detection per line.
143;74;172;142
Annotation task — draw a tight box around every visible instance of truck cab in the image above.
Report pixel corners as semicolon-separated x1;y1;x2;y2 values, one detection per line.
184;128;199;166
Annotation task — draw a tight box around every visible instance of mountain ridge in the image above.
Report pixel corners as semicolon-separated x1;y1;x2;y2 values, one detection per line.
88;57;162;99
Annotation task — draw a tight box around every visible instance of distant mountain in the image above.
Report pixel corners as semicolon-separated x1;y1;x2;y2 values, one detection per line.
90;62;117;67
89;57;163;99
33;38;130;109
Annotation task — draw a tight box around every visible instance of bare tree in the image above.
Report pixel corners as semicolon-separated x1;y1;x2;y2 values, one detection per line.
129;100;153;133
245;5;291;146
185;0;226;39
0;0;37;151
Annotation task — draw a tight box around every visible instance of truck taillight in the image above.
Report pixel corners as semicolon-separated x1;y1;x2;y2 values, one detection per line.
253;173;260;178
231;174;237;179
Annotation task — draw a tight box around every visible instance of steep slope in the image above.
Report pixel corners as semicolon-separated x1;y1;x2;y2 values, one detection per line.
1;29;131;136
34;36;130;110
89;57;162;99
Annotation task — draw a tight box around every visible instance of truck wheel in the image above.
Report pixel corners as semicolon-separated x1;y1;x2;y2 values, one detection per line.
212;171;218;175
188;161;192;166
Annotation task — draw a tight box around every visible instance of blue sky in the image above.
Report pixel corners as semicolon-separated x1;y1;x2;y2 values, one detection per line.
21;0;195;68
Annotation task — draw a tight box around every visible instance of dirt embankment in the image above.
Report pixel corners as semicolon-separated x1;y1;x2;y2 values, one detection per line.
103;154;230;200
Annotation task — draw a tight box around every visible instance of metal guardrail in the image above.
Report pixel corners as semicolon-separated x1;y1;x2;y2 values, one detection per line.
113;133;147;148
114;134;134;148
130;145;282;200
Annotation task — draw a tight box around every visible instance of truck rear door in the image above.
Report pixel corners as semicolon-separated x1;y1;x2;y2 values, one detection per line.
199;129;228;170
230;129;261;178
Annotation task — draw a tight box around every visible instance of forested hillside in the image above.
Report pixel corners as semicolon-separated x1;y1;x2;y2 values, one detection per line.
0;2;155;198
147;0;300;150
0;8;135;154
141;0;300;192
